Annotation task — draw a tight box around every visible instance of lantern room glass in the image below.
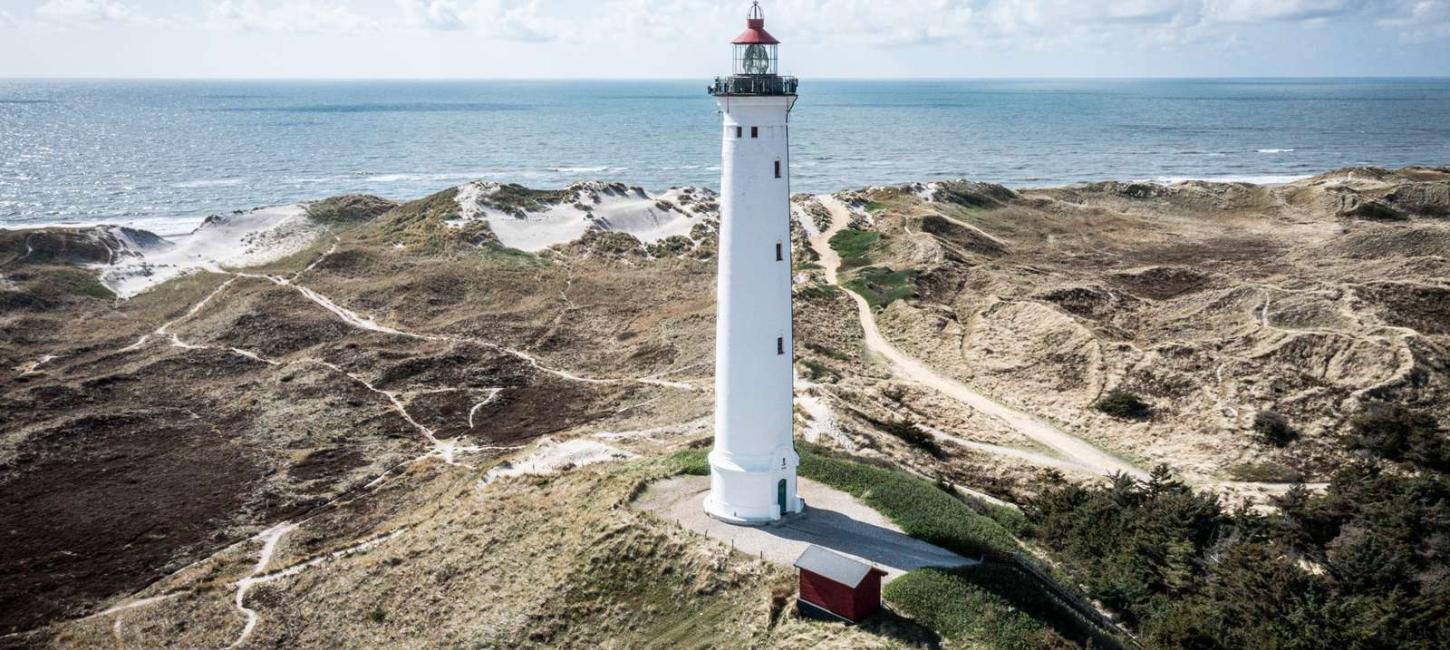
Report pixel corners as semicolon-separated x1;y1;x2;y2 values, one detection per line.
733;43;778;76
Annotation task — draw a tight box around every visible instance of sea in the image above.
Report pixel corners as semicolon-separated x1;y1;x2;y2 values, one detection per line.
2;78;1449;236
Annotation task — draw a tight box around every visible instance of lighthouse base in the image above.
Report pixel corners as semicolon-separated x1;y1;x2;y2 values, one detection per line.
703;448;803;525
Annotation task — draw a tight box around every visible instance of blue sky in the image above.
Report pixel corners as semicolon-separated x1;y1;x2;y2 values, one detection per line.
1;0;1448;78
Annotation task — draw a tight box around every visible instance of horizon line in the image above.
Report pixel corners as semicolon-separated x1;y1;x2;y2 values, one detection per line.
4;75;1450;82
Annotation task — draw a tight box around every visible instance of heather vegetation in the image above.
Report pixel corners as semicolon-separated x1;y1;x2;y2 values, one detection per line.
1093;389;1152;420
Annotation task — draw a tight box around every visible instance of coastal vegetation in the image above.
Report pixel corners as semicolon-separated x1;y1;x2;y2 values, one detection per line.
1093;389;1152;420
1024;461;1450;648
827;228;880;270
843;266;918;309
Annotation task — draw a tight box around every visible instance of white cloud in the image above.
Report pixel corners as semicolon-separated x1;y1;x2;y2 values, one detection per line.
397;0;467;30
1205;0;1364;22
36;0;135;23
1378;0;1450;40
203;0;376;33
394;0;558;41
0;10;15;28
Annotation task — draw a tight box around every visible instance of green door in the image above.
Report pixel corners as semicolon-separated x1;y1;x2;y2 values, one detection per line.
777;479;788;515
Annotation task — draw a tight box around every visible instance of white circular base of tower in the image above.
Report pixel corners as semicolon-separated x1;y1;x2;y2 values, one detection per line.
702;492;805;526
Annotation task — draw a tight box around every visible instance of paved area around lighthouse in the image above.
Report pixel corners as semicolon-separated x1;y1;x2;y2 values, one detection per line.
636;475;976;580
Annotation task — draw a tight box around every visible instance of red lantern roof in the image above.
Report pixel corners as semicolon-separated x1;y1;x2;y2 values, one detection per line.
732;3;779;45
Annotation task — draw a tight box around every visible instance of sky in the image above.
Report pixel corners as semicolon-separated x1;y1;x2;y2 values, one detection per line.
0;0;1448;78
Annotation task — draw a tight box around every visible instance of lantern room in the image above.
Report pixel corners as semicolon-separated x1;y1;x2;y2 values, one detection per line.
732;2;779;76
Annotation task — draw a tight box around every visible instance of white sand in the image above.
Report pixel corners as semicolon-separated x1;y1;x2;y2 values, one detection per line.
96;204;321;298
480;438;637;485
453;181;713;252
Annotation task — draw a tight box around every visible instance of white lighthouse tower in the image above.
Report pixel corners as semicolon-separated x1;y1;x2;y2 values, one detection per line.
704;2;803;524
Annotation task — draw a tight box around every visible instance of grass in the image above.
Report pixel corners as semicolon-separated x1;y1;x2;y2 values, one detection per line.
795;283;840;301
885;567;1112;650
32;266;115;301
668;445;1018;561
663;446;1121;648
828;228;880;269
843;267;918;309
1227;462;1305;483
803;341;852;362
799;359;841;383
796;444;1021;562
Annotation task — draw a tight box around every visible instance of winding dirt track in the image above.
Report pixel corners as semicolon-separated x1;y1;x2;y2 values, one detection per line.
810;196;1146;479
808;195;1324;496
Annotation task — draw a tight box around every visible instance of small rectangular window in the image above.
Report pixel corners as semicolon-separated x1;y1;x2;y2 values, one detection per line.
774;160;781;178
751;126;759;138
776;337;784;355
735;126;742;138
775;242;783;261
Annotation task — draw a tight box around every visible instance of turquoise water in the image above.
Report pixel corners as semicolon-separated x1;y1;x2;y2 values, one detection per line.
2;79;1448;234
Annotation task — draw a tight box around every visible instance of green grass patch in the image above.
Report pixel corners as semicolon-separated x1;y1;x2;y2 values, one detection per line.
795;283;840;301
885;568;1078;650
803;341;851;362
668;448;710;477
799;359;840;383
828;228;880;269
843;266;918;309
797;444;1020;561
28;266;115;301
1226;461;1304;483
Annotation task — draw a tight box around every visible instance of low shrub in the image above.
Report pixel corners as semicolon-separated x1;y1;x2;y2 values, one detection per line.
1347;402;1448;470
885;568;1078;650
799;359;840;383
1227;461;1304;483
1252;410;1298;447
876;417;945;459
1093;389;1151;420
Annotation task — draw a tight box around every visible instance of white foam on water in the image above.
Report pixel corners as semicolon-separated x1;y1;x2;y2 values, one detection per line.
171;178;247;189
1150;174;1310;186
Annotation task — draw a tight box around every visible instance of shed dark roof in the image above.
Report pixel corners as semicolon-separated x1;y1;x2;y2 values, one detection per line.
793;545;883;588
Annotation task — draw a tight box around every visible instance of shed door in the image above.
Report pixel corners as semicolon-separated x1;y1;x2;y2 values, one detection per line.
777;479;787;515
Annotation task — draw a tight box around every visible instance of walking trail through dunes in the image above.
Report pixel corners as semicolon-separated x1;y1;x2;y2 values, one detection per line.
810;195;1146;480
805;193;1338;496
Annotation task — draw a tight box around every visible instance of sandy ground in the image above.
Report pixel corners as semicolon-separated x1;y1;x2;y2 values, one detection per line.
812;195;1146;479
636;475;975;580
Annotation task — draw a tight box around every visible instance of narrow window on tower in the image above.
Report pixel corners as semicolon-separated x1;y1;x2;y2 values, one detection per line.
735;126;742;138
774;160;781;178
776;337;784;355
751;126;759;138
775;242;783;261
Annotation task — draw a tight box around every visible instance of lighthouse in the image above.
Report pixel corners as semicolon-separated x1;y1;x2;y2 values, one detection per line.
704;2;803;524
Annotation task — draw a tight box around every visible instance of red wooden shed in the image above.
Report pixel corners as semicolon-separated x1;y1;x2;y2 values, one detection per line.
793;545;888;624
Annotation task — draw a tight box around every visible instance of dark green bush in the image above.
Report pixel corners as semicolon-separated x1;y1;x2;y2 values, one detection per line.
876;417;945;459
1252;410;1299;447
1093;389;1151;420
1347;402;1448;470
